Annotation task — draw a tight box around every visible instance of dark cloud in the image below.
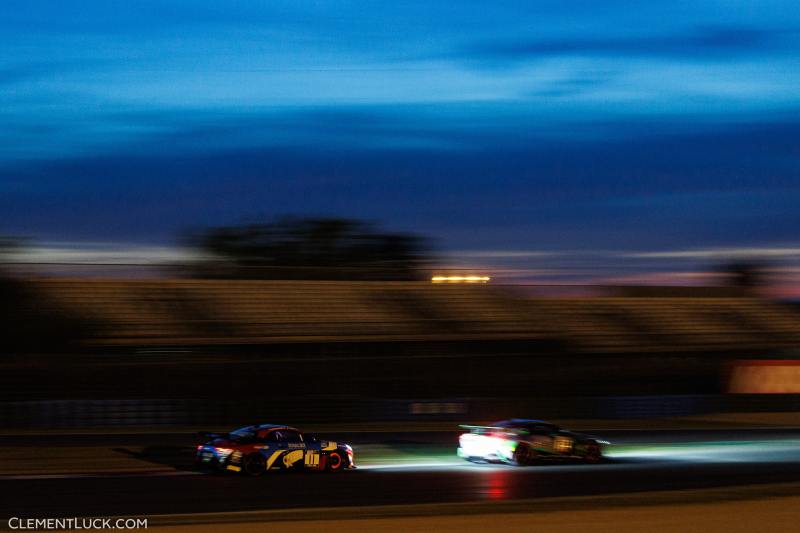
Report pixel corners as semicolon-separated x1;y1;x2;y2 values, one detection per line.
530;71;614;98
2;113;799;250
463;26;792;63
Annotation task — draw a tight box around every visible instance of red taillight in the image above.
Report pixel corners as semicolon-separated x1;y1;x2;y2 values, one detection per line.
196;445;202;451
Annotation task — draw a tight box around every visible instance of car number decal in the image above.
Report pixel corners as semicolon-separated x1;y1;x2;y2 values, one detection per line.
553;436;573;452
530;437;551;449
305;450;320;467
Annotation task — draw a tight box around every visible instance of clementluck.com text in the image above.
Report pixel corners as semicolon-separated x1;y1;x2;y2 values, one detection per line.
7;518;148;530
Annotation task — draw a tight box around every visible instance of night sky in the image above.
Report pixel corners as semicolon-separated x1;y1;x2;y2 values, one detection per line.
2;1;799;290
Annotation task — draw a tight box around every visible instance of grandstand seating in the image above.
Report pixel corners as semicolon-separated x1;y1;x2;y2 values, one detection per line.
32;279;800;353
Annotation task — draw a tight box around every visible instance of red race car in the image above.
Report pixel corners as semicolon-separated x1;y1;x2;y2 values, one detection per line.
196;423;355;475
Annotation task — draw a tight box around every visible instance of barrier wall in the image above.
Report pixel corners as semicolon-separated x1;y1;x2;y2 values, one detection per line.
2;394;799;428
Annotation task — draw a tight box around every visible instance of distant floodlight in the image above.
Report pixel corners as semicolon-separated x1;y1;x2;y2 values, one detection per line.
431;275;490;283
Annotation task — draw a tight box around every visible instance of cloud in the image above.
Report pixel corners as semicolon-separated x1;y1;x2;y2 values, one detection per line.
0;60;104;86
445;250;558;259
0;65;44;86
529;71;615;98
463;25;793;64
626;247;800;260
5;242;203;264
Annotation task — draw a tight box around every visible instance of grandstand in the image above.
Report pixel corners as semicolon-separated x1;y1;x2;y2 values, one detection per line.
33;279;800;353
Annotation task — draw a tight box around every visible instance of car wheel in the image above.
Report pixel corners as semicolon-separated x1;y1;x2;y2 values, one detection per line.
513;443;536;466
243;453;266;476
326;451;345;472
584;443;601;463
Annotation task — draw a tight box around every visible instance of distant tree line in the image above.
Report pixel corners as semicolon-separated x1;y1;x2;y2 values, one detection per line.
0;238;88;353
182;217;430;281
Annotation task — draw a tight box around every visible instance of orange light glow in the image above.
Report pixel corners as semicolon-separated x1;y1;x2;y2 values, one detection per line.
431;275;490;283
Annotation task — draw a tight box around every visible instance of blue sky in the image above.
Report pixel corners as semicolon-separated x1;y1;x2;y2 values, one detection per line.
2;1;800;287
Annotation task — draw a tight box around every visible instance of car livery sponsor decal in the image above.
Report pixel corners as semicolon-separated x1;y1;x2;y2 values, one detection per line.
266;451;285;469
282;450;304;467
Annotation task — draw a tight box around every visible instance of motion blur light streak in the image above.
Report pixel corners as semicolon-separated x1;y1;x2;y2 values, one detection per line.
605;439;800;463
431;275;491;283
484;470;511;500
358;462;461;471
728;360;800;394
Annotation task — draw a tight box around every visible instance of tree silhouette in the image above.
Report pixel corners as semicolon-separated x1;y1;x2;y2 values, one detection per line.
719;262;764;289
185;217;430;280
0;238;88;353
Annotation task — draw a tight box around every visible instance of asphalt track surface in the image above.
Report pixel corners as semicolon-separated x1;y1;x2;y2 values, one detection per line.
3;429;800;519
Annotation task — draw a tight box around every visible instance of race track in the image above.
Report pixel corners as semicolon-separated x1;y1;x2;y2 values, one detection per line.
3;429;800;519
